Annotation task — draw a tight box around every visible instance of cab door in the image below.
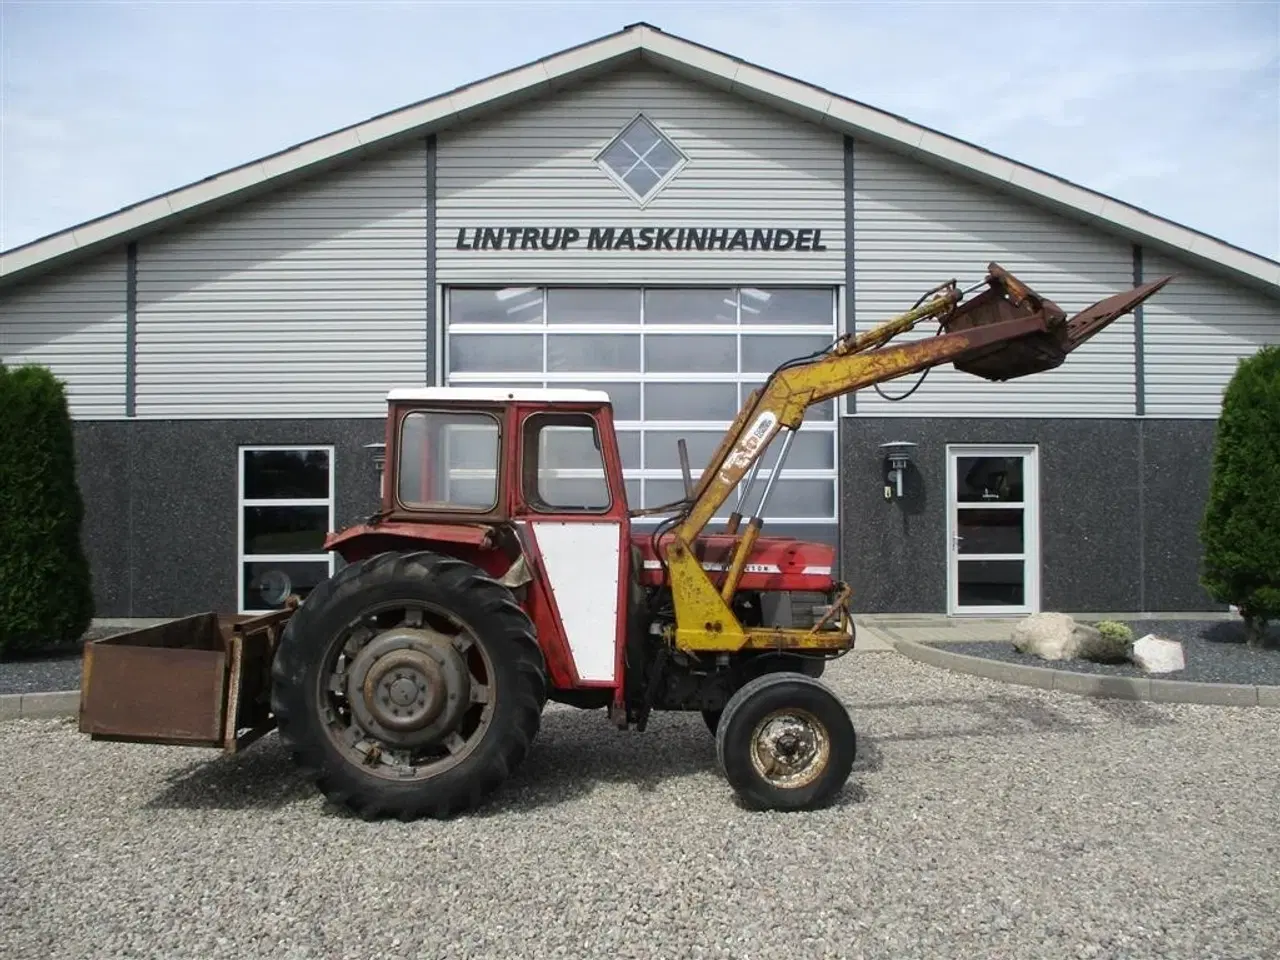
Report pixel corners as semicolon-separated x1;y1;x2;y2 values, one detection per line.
511;404;631;688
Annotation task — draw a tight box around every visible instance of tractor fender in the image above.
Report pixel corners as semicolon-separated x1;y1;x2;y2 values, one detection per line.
323;523;582;692
324;522;503;576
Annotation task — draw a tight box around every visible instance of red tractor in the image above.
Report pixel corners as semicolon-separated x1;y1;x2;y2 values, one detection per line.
78;264;1170;818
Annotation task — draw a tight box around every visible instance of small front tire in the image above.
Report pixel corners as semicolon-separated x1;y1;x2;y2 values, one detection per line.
715;672;855;811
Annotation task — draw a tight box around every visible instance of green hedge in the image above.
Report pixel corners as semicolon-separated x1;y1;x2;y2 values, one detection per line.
0;363;94;657
1200;344;1280;648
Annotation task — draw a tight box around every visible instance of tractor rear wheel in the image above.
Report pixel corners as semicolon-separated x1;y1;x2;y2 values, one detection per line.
270;550;547;820
715;672;855;811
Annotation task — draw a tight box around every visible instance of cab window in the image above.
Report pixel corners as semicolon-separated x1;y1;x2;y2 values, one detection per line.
398;410;501;512
521;412;611;512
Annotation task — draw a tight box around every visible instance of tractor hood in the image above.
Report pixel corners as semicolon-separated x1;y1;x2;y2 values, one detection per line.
633;534;836;593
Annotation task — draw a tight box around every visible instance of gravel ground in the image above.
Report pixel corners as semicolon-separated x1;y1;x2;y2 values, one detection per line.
0;653;83;696
3;652;1279;960
935;619;1280;685
0;627;135;695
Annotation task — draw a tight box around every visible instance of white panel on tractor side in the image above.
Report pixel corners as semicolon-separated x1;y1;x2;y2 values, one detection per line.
530;521;621;684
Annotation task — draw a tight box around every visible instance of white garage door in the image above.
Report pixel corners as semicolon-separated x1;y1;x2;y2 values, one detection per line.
442;286;838;543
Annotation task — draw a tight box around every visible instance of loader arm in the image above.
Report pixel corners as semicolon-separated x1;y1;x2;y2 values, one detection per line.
653;262;1172;655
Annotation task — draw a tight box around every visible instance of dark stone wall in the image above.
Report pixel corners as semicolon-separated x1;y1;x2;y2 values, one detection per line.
1141;419;1222;610
836;417;1225;614
71;425;133;617
68;415;1224;618
72;419;385;617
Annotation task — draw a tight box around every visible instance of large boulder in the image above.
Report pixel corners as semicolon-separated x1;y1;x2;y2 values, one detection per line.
1011;612;1100;661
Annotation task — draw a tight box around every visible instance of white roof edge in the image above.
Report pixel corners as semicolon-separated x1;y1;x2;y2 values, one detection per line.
387;387;612;403
2;21;1277;295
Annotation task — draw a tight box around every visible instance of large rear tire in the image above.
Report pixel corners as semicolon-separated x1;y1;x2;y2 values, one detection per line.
715;672;855;812
270;550;547;820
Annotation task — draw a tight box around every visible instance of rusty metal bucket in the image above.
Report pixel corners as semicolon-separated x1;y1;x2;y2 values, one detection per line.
79;609;292;753
942;263;1173;381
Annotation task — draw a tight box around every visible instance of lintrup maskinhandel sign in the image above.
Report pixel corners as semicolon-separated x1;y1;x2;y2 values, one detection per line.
454;226;829;253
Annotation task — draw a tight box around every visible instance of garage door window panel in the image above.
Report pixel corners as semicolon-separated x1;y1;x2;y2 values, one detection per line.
644;288;736;325
645;383;740;422
451;287;544;325
645;334;737;373
740;287;834;326
547;288;640;325
548;334;640;373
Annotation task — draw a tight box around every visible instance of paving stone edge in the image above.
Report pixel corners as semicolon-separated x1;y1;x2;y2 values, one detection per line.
0;690;79;721
894;639;1280;707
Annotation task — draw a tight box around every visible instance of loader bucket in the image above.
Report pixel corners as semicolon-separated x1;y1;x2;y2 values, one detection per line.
942;262;1174;381
78;609;292;752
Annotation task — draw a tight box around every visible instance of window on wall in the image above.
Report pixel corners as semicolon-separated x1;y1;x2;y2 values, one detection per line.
444;286;838;531
238;446;335;613
595;114;688;204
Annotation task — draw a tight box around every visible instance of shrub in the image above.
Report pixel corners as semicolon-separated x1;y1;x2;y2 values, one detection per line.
1077;620;1133;664
1200;344;1280;649
1096;620;1134;646
0;363;94;658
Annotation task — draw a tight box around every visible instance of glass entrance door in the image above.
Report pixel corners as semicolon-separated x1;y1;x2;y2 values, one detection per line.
946;445;1040;616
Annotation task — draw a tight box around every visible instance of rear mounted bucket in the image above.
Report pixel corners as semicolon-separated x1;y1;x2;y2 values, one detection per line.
79;610;293;752
941;262;1173;381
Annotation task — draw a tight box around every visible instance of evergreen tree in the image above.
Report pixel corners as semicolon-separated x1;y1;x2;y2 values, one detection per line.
1200;344;1280;648
0;363;94;657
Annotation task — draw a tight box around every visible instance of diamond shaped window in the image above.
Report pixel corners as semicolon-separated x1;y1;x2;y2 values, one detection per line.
596;115;687;204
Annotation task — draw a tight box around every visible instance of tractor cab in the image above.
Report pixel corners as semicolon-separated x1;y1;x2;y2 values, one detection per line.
374;387;631;526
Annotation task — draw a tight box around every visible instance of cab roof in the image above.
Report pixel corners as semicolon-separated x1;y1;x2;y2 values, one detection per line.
387;387;612;404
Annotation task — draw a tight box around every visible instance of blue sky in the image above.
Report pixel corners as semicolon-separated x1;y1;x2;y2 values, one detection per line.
2;0;1277;259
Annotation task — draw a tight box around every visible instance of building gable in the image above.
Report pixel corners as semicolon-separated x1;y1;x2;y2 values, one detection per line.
437;64;844;285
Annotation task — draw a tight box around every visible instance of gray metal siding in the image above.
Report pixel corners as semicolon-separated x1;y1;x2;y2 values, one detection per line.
437;66;844;284
852;140;1136;418
135;141;429;419
0;252;128;418
1142;251;1280;418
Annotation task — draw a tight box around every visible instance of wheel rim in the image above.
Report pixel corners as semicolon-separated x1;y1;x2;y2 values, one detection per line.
748;707;830;789
316;600;495;782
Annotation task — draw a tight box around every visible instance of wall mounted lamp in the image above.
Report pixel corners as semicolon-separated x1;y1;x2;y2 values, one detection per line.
879;441;917;500
365;442;387;497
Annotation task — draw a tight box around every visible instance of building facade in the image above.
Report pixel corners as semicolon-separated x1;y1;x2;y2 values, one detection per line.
3;24;1278;619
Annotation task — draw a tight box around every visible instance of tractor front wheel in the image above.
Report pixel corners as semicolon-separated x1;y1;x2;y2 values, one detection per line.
700;654;826;737
715;672;855;812
270;550;547;820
